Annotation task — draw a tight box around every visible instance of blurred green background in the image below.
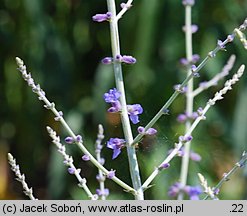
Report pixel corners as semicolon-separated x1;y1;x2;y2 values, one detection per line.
1;0;247;200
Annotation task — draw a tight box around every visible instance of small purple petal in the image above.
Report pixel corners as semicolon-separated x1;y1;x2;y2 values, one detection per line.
179;135;193;142
107;170;116;179
115;54;122;61
112;148;121;159
65;136;74;144
184;185;202;200
137;126;145;134
213;188;220;195
121;55;136;64
197;107;204;115
185;135;193;142
217;40;225;49
168;182;183;197
180;58;189;66
104;88;121;103
146;128;157;135
92;12;112;22
101;57;113;64
96;188;109;196
68;167;76;174
192;54;200;63
190;152;201;161
182;24;198;33
177;114;187;123
107;138;125;159
182;0;195;6
127;104;143;124
129;114;139;124
120;3;132;9
190;111;199;119
191;64;197;72
107;106;119;113
177;148;185;157
227;34;235;42
76;135;82;142
161;163;170;169
82;154;90;161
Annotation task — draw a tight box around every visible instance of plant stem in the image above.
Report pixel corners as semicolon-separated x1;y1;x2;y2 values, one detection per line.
15;57;135;195
203;152;247;200
178;4;194;200
142;64;245;190
106;0;144;200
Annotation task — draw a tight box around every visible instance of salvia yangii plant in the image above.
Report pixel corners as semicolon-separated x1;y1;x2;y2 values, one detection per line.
8;0;247;200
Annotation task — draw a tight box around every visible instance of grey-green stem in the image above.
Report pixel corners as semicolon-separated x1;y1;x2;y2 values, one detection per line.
106;0;144;200
203;152;247;200
15;57;135;195
130;17;247;147
178;4;194;200
142;65;245;190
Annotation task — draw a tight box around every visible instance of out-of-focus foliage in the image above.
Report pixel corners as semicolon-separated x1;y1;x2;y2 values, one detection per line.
0;0;247;199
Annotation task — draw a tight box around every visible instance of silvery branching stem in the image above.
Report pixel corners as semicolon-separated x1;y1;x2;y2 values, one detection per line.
179;53;236;199
47;126;97;200
178;0;194;200
193;55;236;97
201;151;247;200
131;17;247;147
15;57;135;195
142;65;245;190
106;0;144;200
95;124;108;200
8;153;37;200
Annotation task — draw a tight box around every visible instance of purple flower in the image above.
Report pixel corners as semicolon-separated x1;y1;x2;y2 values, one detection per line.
217;40;226;49
213;188;220;195
160;163;170;169
107;138;126;159
82;154;90;161
76;135;82;142
179;135;193;143
180;58;189;66
120;3;132;9
101;57;113;65
107;170;116;179
168;182;183;197
182;24;198;33
104;88;121;103
137;126;157;135
182;0;195;6
96;188;109;196
174;84;187;93
115;54;136;64
190;111;199;120
65;136;74;144
177;114;187;123
121;55;136;64
107;101;121;113
197;107;204;116
127;104;143;124
92;12;112;22
227;34;235;42
191;64;197;72
96;174;105;182
184;185;202;200
191;54;200;63
180;54;200;66
190;152;201;161
68;167;76;174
